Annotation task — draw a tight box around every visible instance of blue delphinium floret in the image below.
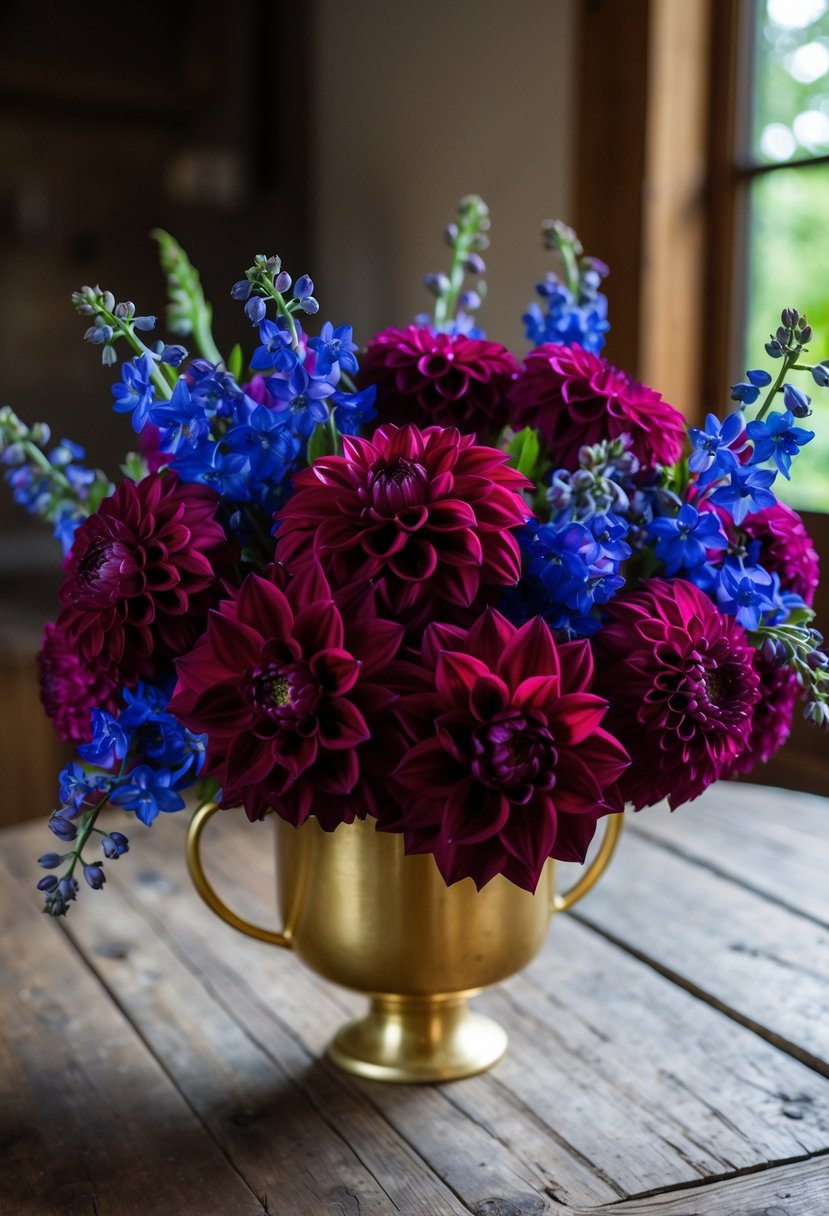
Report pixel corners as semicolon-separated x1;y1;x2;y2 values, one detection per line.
225;403;298;480
647;503;729;576
504;515;629;637
308;322;359;376
109;765;186;826
266;362;337;437
717;565;777;631
111;354;156;431
250;319;298;372
687;412;744;484
78;709;129;769
709;466;777;525
730;368;772;405
331;384;377;436
747;409;814;479
149;378;211;454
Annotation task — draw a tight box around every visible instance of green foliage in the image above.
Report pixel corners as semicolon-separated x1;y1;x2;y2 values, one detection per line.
306;418;341;464
152;229;223;365
505;426;543;479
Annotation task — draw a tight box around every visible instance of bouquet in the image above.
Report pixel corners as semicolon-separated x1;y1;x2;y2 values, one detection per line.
2;196;826;917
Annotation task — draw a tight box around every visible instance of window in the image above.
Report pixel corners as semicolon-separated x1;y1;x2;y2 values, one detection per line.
744;0;829;510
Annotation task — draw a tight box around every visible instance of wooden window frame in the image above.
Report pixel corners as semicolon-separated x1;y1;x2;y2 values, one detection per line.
575;0;829;794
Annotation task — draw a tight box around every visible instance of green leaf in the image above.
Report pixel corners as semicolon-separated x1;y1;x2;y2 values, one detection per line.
151;228;223;364
306;418;342;465
506;426;542;479
227;343;243;382
120;452;149;483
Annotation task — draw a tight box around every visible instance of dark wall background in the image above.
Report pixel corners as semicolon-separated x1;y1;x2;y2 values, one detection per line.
0;0;310;563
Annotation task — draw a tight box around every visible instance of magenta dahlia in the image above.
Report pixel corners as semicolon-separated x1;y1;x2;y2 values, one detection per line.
169;564;407;827
387;609;629;892
275;423;531;626
592;579;761;810
740;501;819;606
57;473;227;684
37;620;119;744
723;653;799;777
357;325;519;435
507;342;685;471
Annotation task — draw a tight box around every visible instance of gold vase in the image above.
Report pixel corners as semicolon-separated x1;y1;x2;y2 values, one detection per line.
187;805;622;1084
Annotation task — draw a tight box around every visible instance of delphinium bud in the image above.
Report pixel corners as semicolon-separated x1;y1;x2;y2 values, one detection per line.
83;864;106;890
245;297;266;325
811;362;829;387
274;271;292;294
781;307;799;329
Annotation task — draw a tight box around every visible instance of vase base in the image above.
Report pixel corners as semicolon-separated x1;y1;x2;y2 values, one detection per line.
327;993;507;1084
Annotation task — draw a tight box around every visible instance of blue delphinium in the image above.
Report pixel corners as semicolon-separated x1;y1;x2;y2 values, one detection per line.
647;503;729;577
746;410;814;479
687;412;744;485
504;515;629;637
523;220;609;353
112;354;156;431
38;681;207;915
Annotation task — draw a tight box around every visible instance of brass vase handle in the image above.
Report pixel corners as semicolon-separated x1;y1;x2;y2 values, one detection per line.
552;812;623;913
186;801;293;948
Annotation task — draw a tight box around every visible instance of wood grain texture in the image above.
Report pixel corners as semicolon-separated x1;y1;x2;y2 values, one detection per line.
626;781;829;925
2;780;828;1215
574;825;829;1074
0;847;264;1216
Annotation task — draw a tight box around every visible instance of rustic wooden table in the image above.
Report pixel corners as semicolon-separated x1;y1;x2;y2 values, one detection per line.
1;781;828;1215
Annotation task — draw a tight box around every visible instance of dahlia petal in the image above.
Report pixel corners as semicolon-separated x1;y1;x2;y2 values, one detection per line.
498;796;558;883
424;501;478;531
291;599;344;654
185;679;254;732
227;731;278;787
549;693;609;744
236;574;294;640
465;608;516;669
498;617;559;689
315;698;370;749
394;739;465;794
434;712;475;762
436;651;492;708
479;531;522;585
435;562;480;606
557;639;594;694
422;622;469;671
205;612;263;676
511;675;560;715
551;810;602;864
309;648;362;695
443;779;510;845
387;539;438;582
469;674;510;721
344;617;405;676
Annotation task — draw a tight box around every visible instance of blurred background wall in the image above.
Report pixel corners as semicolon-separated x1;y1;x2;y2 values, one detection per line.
0;0;576;822
1;0;827;821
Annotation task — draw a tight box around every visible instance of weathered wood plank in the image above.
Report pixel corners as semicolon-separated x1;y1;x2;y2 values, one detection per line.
128;809;829;1207
626;781;829;926
1;827;477;1216
572;1153;829;1215
570;827;829;1074
0;847;264;1216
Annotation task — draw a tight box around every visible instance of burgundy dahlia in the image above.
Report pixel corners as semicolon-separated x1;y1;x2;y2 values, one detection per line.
169;564;406;827
740;501;819;606
388;609;630;892
723;653;799;777
592;579;761;810
508;342;685;471
275;423;531;626
37;620;119;744
57;473;227;684
357;325;519;436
